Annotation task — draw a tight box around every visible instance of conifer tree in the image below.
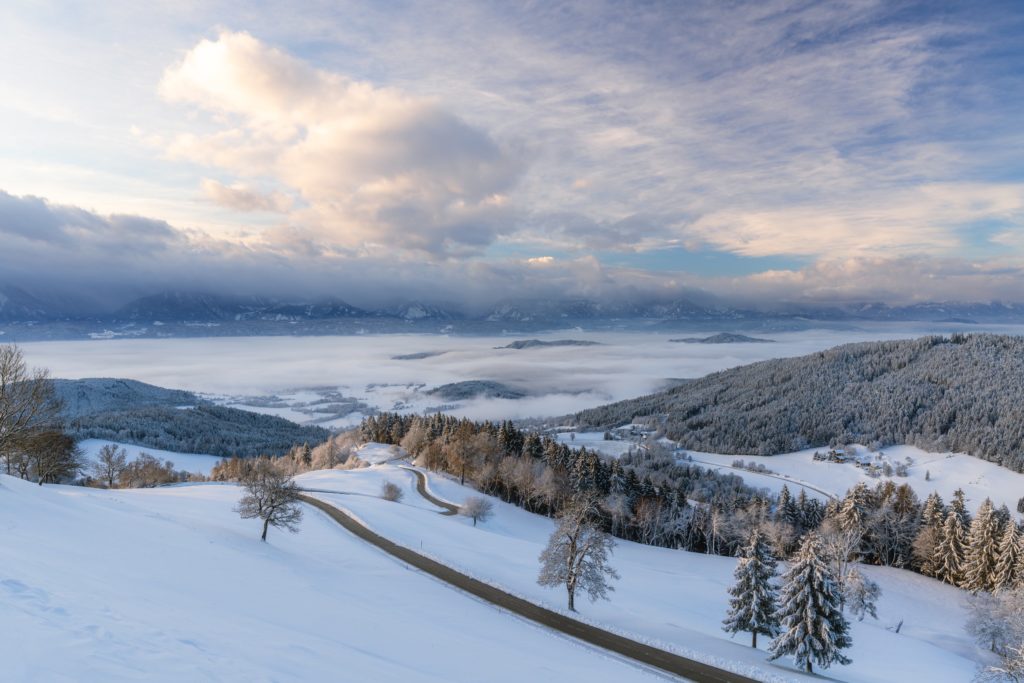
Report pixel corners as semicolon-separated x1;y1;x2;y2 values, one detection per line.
723;529;780;648
769;534;853;674
775;485;794;524
935;509;967;586
994;522;1021;590
964;499;1001;593
951;488;971;527
920;492;946;529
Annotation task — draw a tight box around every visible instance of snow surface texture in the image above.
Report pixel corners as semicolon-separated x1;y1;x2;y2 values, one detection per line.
0;474;670;683
296;463;989;683
78;439;223;476
22;325;1021;424
561;433;1024;518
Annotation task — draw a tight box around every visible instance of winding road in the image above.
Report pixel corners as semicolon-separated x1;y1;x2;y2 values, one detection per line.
299;467;761;683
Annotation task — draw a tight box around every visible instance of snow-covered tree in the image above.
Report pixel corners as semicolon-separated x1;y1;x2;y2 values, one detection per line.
723;529;780;648
935;509;967;586
460;496;495;526
968;591;1018;655
995;524;1022;590
965;499;1002;593
769;533;852;674
538;496;619;612
818;520;861;594
951;488;971;527
843;568;881;621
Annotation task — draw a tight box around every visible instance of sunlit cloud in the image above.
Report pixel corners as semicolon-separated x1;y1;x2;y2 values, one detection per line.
160;31;523;256
1;1;1023;306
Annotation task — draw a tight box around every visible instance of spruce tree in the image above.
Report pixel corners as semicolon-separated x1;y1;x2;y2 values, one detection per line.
776;485;796;526
920;492;946;529
935;509;967;586
723;529;780;648
769;533;852;674
951;488;971;527
994;522;1021;590
964;499;1001;593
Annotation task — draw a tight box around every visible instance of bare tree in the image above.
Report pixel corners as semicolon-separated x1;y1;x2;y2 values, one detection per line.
538;495;619;611
29;431;83;485
0;345;63;475
460;496;494;526
819;521;862;597
843;568;881;621
92;444;128;488
236;459;303;541
120;452;179;488
380;480;404;502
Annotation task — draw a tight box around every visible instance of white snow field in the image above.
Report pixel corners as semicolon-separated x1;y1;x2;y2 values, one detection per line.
77;439;223;476
687;445;1024;519
296;462;991;683
0;474;672;683
561;432;1024;517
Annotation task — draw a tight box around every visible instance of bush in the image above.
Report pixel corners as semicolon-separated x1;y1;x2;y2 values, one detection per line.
381;481;404;502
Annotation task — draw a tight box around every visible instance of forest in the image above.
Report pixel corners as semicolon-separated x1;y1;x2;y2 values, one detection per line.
576;334;1024;471
357;412;1024;602
68;404;330;457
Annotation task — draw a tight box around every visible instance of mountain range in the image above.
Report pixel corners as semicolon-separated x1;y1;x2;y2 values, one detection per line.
5;284;1024;326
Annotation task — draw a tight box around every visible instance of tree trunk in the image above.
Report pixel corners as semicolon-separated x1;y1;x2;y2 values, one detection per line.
806;661;813;674
460;464;465;486
567;586;575;612
261;517;270;541
752;632;757;648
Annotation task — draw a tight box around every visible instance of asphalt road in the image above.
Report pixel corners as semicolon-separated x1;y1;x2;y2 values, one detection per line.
299;477;762;683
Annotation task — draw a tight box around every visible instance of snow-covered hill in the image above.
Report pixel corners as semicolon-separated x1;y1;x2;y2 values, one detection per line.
297;463;990;683
560;432;1024;519
0;474;661;682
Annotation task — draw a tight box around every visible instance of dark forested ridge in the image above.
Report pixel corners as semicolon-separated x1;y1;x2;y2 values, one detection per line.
69;404;330;457
53;378;329;456
53;378;199;417
576;334;1024;470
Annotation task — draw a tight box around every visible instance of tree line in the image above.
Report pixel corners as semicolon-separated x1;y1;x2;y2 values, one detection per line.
363;411;1024;590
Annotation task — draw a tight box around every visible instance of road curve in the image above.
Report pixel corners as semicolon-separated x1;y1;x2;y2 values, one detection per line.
398;465;459;515
298;492;761;683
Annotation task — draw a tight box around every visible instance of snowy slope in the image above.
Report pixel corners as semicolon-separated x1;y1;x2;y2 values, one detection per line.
296;464;990;683
564;432;1024;516
0;474;669;682
77;439;224;476
686;445;1024;519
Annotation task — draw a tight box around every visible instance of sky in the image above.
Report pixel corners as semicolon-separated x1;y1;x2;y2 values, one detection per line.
1;0;1023;310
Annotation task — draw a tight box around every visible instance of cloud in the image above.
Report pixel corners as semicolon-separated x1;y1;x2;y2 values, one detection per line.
160;31;524;255
4;189;1024;311
200;179;292;213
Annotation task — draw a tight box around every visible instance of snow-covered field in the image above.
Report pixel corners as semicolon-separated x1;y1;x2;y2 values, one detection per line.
688;445;1024;519
296;463;989;683
20;324;1014;423
565;431;1024;518
0;473;669;682
77;439;223;476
